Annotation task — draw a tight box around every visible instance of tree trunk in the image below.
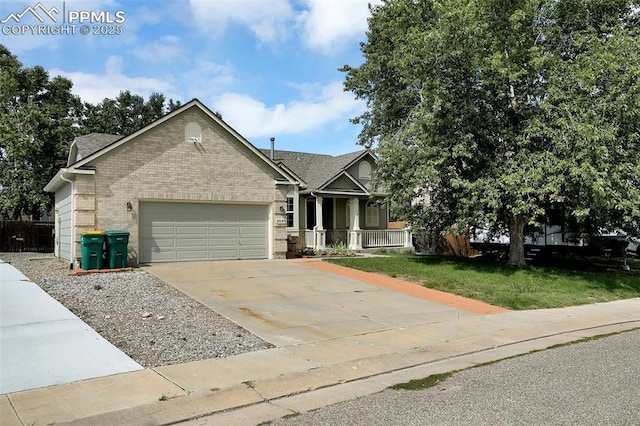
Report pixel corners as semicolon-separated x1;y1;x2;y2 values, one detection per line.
507;215;527;267
31;207;41;221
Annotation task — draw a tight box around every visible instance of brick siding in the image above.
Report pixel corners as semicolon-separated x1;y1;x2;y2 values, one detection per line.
71;106;286;263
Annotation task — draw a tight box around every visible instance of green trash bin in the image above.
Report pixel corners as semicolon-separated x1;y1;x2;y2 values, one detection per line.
80;231;105;270
105;230;130;269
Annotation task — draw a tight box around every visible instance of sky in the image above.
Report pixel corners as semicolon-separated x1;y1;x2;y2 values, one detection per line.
0;0;382;155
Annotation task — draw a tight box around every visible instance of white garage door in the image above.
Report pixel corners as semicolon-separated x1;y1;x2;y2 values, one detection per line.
139;202;268;263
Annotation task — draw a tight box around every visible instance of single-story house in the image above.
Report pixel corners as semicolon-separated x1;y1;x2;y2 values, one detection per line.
262;148;412;252
44;99;412;267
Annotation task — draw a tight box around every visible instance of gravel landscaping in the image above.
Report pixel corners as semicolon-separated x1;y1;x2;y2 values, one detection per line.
1;252;273;368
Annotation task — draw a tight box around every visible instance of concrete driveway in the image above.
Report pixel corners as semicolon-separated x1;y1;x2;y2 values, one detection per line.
144;259;479;363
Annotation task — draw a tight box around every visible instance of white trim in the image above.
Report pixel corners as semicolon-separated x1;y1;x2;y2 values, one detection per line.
185;122;202;143
44;168;95;193
69;100;296;184
358;160;372;179
286;185;299;235
315;196;324;231
268;203;274;259
67;141;78;165
350;198;360;230
311;150;377;193
45;100;298;195
318;170;369;194
341;149;378;172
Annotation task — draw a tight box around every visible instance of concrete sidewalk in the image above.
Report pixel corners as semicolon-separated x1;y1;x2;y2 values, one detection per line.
0;259;142;396
1;259;638;425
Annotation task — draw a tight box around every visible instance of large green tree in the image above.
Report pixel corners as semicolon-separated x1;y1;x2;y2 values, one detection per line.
342;0;640;266
82;91;180;136
0;44;81;219
0;45;182;220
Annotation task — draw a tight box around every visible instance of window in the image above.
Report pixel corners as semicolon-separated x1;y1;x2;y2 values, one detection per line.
286;197;294;227
365;201;379;227
358;161;372;179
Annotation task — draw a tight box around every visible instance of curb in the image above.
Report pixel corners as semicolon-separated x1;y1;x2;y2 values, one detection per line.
28;321;639;426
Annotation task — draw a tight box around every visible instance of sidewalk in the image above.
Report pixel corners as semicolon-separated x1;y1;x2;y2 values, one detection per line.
1;260;638;425
0;259;142;395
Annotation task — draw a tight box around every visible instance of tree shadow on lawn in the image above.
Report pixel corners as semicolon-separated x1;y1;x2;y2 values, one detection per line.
408;254;640;293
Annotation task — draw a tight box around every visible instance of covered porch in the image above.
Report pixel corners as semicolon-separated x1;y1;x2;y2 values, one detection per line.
304;228;413;250
300;195;413;251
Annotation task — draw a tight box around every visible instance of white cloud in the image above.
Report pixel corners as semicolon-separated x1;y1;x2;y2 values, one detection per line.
131;36;185;63
298;0;382;54
213;80;363;137
188;0;295;44
180;59;236;101
50;56;173;104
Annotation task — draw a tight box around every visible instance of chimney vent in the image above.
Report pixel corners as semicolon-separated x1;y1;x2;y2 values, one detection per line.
270;137;275;159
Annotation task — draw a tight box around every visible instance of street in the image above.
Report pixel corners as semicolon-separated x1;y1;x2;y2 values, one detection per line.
272;329;640;425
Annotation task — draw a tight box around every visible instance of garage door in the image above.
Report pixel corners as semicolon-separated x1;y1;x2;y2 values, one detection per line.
139;202;268;263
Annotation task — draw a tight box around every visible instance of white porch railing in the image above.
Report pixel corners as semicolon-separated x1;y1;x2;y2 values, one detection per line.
362;229;411;248
304;228;326;249
303;228;412;249
304;229;315;247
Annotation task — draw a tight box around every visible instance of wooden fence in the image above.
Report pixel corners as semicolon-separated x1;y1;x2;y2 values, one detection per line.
0;221;55;253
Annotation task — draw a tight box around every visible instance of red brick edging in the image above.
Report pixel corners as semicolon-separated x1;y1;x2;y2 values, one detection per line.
301;261;509;315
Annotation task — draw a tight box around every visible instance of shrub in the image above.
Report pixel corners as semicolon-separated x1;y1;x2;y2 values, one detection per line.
327;242;353;256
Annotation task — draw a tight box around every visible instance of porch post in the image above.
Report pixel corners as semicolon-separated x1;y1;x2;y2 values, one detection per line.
404;228;414;249
315;196;325;249
348;198;362;250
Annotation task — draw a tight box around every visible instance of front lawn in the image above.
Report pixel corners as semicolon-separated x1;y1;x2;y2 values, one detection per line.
326;254;640;310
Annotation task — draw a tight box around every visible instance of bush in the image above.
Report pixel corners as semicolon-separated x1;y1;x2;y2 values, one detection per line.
299;247;316;256
325;242;353;257
412;229;447;254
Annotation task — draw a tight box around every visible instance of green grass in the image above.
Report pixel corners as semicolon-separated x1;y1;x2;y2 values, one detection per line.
326;254;640;310
390;372;454;390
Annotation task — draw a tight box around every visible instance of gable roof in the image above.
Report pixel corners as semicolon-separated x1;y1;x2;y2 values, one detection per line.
68;133;121;166
262;148;378;194
45;99;296;192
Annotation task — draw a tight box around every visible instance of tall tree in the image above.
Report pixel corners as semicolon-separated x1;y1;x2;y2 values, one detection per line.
82;91;181;136
0;44;81;220
342;0;640;266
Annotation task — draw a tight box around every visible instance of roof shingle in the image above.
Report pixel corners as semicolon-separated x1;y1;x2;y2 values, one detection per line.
260;149;367;190
73;133;121;162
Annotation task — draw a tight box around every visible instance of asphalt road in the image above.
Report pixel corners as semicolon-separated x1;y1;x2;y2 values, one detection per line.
272;329;640;426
